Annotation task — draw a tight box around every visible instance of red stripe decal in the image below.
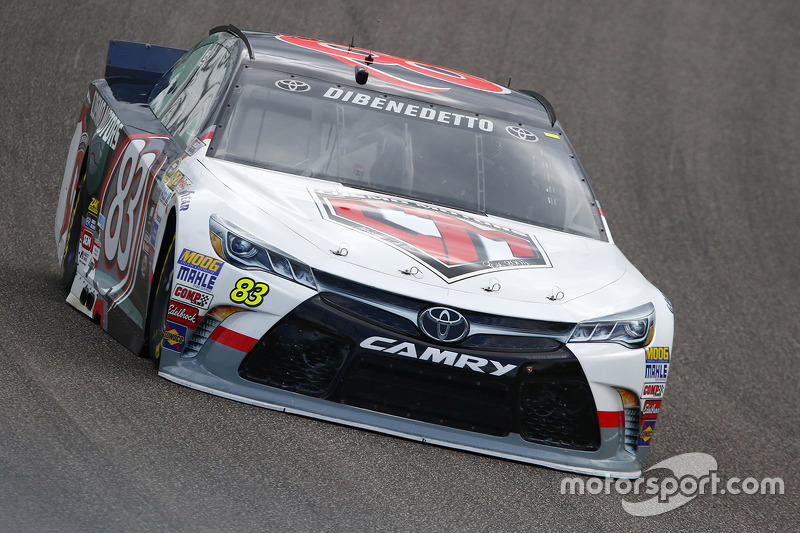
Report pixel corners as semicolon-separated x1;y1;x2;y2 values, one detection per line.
210;326;258;352
199;131;214;142
597;411;624;428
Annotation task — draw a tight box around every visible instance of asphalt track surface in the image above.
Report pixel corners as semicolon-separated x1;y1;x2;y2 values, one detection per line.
1;1;798;531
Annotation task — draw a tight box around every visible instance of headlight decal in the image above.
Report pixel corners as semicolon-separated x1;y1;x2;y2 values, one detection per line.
209;214;317;290
568;303;655;349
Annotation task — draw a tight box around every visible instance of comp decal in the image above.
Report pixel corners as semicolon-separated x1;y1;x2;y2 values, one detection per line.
176;249;223;290
172;284;213;310
97;134;169;306
314;190;550;282
278;35;510;95
642;382;666;399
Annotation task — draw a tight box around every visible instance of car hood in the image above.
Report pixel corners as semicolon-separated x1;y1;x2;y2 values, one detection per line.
203;158;628;305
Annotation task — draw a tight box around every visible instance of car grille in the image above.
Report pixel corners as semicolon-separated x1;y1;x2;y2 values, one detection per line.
240;319;352;396
624;405;641;453
340;352;513;436
518;379;600;450
239;283;599;451
182;313;222;358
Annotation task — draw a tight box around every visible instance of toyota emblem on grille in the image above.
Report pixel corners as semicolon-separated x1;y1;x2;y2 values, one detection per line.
275;79;311;92
418;307;469;343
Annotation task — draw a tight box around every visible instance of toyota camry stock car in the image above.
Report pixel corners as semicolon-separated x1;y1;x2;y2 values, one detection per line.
54;25;673;477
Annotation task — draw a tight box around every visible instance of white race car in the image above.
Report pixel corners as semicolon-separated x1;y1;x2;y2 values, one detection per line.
55;25;673;478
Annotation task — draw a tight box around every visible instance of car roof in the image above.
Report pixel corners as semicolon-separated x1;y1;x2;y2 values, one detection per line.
239;30;556;129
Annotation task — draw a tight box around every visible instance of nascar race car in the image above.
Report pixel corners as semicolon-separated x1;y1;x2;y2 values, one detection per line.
55;25;673;478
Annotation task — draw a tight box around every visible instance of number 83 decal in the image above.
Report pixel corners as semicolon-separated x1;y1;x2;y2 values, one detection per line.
230;277;269;307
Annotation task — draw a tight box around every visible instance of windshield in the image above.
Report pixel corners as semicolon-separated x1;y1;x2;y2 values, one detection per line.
209;68;605;239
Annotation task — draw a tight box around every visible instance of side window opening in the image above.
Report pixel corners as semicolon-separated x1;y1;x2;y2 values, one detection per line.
149;33;235;148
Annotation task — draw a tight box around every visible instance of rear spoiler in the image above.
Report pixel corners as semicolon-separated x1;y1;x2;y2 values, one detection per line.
105;40;187;83
103;40;186;102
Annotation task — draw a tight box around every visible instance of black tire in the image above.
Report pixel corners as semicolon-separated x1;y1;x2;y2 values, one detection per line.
146;237;175;365
61;176;87;293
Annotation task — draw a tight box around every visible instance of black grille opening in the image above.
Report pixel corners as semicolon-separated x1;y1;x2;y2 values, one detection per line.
518;379;600;451
239;295;600;452
339;353;514;436
624;406;641;453
239;320;352;396
319;292;419;337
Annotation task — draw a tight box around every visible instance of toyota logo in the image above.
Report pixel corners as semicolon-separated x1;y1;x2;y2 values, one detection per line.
505;125;538;142
418;307;469;343
275;79;311;92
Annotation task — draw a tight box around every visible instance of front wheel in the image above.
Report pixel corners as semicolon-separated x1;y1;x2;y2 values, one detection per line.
146;237;175;365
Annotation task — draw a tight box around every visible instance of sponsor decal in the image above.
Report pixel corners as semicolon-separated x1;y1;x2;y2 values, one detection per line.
142;241;155;259
159;185;173;205
323;87;494;132
176;249;223;290
167;301;200;328
163;158;184;190
80;228;94;251
87;197;100;216
89;94;123;149
645;346;670;382
178;175;192;190
186;138;205;156
140;253;149;278
150;222;158;246
162;321;187;352
230;277;270;307
278;35;510;94
642;382;666;399
314;190;550;282
359;336;516;376
78;248;92;267
645;346;670;362
98;134;168;305
644;347;669;381
97;213;105;229
84;215;97;231
172;284;213;310
641;400;662;420
178;190;193;211
639;419;657;447
645;362;669;381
